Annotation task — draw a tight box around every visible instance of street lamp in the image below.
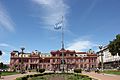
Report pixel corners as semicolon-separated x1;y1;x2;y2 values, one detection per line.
42;57;45;69
75;53;77;69
99;46;104;71
20;47;25;74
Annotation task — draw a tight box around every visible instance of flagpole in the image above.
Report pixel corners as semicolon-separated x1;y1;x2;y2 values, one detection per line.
61;16;65;73
61;16;64;50
54;16;65;72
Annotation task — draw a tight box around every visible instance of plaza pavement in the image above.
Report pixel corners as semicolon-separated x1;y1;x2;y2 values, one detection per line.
0;72;37;80
82;71;120;80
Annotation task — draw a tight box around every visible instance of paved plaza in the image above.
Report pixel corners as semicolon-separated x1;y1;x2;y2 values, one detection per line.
83;71;120;80
0;72;37;80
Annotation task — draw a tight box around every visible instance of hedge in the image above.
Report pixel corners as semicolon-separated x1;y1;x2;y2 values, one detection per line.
74;69;82;73
16;72;93;80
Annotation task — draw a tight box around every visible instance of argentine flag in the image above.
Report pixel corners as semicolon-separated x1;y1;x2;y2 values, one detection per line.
54;20;63;30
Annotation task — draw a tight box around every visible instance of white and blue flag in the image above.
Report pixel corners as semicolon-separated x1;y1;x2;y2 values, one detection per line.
54;20;63;30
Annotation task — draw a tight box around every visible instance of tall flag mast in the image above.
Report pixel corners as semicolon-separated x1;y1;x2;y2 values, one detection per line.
54;16;65;72
61;16;64;50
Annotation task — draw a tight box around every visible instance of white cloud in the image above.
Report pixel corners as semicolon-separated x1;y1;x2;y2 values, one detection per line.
0;43;9;47
66;38;97;52
0;2;15;32
0;43;16;50
32;0;69;30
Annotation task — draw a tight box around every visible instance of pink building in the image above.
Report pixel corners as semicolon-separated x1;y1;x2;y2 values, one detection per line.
10;49;98;71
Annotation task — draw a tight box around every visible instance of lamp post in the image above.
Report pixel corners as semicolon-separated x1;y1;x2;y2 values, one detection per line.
42;57;45;69
99;46;104;71
75;53;77;69
20;47;25;74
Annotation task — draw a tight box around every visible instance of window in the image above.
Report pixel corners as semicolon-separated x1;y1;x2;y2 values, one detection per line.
84;59;86;62
19;59;21;62
60;54;62;56
24;59;28;62
70;54;73;56
64;54;66;56
39;60;42;63
53;59;55;62
52;54;55;56
48;60;50;63
80;64;83;68
80;59;83;62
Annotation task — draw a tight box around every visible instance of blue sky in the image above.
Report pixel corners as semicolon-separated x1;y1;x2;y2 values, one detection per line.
0;0;120;64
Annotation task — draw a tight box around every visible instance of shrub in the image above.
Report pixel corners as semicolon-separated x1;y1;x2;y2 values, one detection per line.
74;69;82;73
39;69;45;73
29;75;34;77
16;77;22;80
26;75;29;78
21;76;27;80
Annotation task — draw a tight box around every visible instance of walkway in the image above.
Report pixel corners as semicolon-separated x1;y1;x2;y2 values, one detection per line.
0;72;37;80
82;71;120;80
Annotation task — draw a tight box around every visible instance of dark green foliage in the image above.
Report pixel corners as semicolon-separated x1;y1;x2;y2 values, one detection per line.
74;69;82;73
3;64;9;69
0;71;1;75
108;34;120;56
21;76;27;80
29;75;34;77
39;68;45;73
16;77;22;80
16;76;27;80
0;62;3;69
0;50;2;55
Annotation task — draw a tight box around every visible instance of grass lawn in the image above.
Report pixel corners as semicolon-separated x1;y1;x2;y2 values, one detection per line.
102;70;120;75
28;73;91;80
1;71;19;76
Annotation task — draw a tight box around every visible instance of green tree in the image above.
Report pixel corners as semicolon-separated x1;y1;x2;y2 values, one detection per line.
0;51;2;56
0;62;3;69
108;34;120;56
3;64;9;69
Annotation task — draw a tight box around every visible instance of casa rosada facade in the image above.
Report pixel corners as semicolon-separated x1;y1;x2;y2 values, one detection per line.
10;49;98;71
